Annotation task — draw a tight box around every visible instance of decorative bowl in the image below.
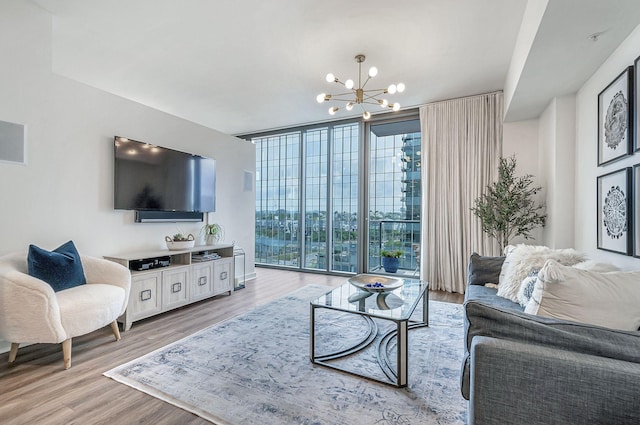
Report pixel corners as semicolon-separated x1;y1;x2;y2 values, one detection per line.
165;234;196;251
348;274;403;293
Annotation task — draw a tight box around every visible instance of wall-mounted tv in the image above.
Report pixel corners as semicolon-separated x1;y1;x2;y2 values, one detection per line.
114;137;216;219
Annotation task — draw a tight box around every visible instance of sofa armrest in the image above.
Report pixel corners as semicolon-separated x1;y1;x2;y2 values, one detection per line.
461;300;640;400
465;300;640;363
82;256;131;315
0;267;66;343
469;336;640;425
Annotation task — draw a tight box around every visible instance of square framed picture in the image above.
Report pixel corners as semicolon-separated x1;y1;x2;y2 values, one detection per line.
598;67;633;166
597;167;632;255
634;164;640;257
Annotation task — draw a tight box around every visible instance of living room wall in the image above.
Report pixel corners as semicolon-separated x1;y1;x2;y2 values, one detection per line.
575;22;640;270
0;2;256;270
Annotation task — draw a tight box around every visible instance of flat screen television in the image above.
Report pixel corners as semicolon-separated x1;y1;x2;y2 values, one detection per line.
114;137;216;215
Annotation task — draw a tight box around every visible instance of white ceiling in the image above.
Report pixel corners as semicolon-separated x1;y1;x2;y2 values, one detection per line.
31;0;640;136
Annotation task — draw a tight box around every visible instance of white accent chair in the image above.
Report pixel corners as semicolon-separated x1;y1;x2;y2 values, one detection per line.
0;252;131;369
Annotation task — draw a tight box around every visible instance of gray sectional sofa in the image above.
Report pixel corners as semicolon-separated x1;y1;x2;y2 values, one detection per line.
462;253;640;424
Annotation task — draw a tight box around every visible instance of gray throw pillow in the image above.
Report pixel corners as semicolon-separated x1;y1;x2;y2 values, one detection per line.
467;253;505;286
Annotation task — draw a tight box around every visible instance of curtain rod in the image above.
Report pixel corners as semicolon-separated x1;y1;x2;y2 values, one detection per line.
416;90;503;108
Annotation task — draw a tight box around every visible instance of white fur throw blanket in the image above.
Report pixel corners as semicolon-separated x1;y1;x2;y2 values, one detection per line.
497;245;586;303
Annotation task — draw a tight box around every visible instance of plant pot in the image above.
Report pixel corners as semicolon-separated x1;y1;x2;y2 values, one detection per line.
382;257;399;273
206;234;220;245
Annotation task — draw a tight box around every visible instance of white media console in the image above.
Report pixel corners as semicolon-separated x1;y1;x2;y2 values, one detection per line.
105;244;234;330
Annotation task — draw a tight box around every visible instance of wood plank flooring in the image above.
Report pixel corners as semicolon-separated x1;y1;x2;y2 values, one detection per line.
0;268;463;425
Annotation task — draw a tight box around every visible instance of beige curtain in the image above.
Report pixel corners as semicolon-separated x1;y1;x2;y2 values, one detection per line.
419;92;503;293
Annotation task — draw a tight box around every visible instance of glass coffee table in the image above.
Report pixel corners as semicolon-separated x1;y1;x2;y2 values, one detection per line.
309;275;428;387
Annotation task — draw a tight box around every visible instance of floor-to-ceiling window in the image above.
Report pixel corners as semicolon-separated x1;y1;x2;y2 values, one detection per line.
255;132;301;266
249;113;420;275
366;119;422;274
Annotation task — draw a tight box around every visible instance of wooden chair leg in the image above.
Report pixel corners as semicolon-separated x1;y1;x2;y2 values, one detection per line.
62;339;72;369
110;320;121;341
8;343;19;363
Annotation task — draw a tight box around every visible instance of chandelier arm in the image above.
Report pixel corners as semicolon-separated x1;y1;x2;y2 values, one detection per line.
363;75;377;90
328;92;357;98
362;88;388;95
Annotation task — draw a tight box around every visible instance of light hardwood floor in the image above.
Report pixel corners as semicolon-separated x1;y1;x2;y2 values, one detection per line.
0;268;463;425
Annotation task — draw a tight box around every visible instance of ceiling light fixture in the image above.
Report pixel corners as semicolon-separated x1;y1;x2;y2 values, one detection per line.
316;54;405;120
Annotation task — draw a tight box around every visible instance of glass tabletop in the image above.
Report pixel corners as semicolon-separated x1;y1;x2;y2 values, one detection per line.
310;276;428;321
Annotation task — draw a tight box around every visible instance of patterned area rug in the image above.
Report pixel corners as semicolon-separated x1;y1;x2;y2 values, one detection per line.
105;285;467;425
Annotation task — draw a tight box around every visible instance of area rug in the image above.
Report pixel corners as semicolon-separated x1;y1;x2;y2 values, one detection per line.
104;285;467;425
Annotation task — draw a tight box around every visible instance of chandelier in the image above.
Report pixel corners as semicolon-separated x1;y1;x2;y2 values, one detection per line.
316;54;405;120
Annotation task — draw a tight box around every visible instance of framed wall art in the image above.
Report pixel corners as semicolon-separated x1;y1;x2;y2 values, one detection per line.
598;67;633;166
634;164;640;257
635;56;640;152
597;167;631;255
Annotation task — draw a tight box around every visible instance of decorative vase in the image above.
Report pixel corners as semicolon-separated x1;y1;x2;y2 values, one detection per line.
206;234;219;245
382;257;399;273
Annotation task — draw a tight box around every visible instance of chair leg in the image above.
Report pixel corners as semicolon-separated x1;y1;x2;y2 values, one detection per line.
62;339;72;369
8;343;19;363
110;320;121;341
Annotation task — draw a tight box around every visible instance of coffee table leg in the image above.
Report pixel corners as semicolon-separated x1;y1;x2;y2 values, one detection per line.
310;303;316;362
423;286;429;325
396;320;408;387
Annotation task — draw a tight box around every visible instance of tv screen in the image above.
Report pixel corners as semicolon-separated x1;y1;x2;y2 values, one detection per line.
114;137;216;212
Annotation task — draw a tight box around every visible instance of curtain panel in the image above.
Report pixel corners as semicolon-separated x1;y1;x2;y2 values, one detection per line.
419;92;503;293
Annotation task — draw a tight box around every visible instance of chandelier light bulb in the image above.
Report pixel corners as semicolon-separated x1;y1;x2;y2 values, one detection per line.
379;99;389;108
397;83;405;93
363;111;371;120
326;73;335;83
329;106;339;115
345;79;354;90
316;93;326;103
346;102;354;111
388;84;397;94
368;67;378;78
392;102;401;111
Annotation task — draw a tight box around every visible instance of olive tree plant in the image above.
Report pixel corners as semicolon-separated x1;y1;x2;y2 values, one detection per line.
471;156;547;252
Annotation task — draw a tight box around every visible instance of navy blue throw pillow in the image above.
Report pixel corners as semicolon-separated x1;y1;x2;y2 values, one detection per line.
28;240;86;292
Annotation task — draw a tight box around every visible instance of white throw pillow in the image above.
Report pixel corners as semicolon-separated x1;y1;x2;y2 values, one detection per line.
525;259;640;331
516;269;540;307
496;245;586;303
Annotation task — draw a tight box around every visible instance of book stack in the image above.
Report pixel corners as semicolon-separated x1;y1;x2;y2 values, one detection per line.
192;252;222;262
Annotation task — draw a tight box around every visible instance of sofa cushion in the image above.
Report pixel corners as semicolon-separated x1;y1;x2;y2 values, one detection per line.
525;260;640;331
27;240;86;292
496;245;586;303
467;253;504;286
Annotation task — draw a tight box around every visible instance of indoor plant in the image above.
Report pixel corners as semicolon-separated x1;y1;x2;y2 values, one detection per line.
202;223;223;245
471;155;547;252
381;249;403;273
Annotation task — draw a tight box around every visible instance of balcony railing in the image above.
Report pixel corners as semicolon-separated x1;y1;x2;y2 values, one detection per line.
369;219;420;275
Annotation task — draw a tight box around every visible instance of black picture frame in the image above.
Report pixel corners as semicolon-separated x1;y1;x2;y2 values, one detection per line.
634;164;640;257
597;167;632;255
635;57;640;152
598;67;633;166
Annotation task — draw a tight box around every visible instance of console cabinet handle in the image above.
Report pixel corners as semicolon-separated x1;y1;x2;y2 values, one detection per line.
140;289;152;301
172;282;182;293
220;271;228;280
198;276;207;286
